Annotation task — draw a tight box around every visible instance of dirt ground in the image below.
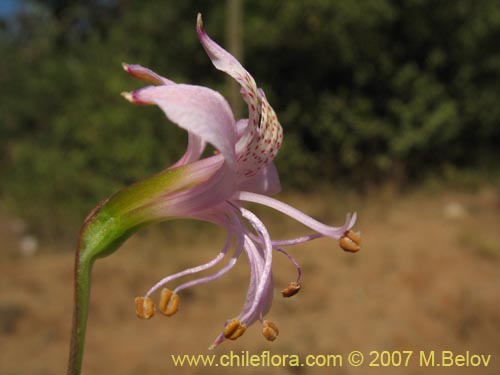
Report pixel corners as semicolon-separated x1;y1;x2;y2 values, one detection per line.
1;186;499;374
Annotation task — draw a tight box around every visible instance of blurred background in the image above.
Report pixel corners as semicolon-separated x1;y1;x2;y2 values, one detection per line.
1;0;499;374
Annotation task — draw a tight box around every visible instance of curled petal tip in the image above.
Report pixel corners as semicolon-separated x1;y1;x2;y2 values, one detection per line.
196;13;205;36
208;340;221;351
343;212;357;231
209;332;226;350
121;64;172;85
120;90;152;105
121;91;134;102
350;212;358;228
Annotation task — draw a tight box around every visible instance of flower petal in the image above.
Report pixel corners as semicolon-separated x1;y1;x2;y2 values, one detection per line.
235;96;283;178
129;83;237;169
196;14;260;127
170;132;206;168
237;162;281;196
122;63;174;85
197;15;283;178
146;160;236;219
238;208;273;323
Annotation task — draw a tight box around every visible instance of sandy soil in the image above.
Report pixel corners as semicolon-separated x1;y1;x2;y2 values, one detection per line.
1;186;499;374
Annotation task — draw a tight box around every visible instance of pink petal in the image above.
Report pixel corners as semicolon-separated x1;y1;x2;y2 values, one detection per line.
170;132;206;168
131;83;237;169
150;162;237;218
122;63;174;85
197;14;283;178
235;96;283;178
196;14;260;133
235;119;248;138
237;162;281;195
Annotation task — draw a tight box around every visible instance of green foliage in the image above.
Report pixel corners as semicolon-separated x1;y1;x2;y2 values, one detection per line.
1;0;499;233
244;0;500;185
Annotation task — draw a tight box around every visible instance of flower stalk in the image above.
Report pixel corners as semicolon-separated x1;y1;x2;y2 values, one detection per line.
68;167;188;374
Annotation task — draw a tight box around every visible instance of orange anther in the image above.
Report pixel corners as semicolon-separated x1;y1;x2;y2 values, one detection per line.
135;296;155;319
159;288;180;316
223;319;246;340
262;320;279;341
339;230;361;252
346;229;361;244
281;281;301;297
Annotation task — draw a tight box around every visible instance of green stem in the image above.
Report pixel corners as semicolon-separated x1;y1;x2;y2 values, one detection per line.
67;201;144;375
68;247;93;375
66;166;185;374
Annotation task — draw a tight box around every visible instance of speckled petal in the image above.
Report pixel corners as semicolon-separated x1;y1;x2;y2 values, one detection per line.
197;14;283;178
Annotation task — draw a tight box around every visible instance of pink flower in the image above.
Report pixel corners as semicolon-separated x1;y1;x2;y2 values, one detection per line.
120;14;360;349
69;15;361;374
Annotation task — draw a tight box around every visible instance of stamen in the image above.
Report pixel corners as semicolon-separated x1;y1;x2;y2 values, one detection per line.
237;191;357;239
135;296;155;319
275;247;302;294
223;319;247;340
173;209;245;294
262;320;279;341
158;288;180;316
145;213;234;298
339;230;361;252
272;233;323;247
281;281;301;298
346;229;361;244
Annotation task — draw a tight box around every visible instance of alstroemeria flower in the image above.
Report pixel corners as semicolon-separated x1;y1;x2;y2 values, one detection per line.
119;14;360;349
68;14;360;375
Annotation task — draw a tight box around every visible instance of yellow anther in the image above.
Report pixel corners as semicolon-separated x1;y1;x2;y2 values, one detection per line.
281;281;301;297
223;319;246;340
159;288;180;316
339;230;361;252
262;320;279;341
135;296;155;319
